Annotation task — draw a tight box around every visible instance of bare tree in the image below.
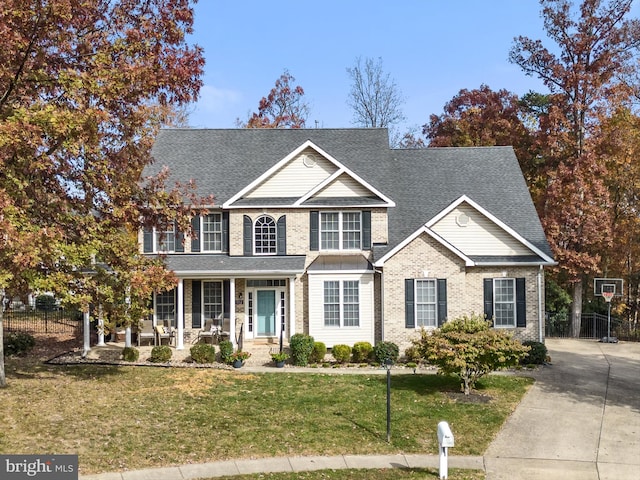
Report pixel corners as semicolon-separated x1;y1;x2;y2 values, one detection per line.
346;57;405;128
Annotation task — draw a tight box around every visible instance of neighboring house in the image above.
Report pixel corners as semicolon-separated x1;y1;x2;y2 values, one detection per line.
141;128;555;353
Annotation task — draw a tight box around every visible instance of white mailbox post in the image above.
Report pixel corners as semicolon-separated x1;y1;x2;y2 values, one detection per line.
437;421;454;479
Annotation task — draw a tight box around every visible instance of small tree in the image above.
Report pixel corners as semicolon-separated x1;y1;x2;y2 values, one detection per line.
412;313;530;395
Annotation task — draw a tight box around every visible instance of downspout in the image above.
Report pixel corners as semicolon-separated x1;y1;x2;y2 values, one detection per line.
538;265;544;342
375;268;384;342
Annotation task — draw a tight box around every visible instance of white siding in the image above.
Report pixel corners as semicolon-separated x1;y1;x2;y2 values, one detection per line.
308;273;375;347
313;173;373;197
431;203;533;256
246;150;336;198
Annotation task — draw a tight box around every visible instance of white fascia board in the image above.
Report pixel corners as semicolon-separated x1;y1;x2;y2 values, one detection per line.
374;226;474;267
222;141;314;208
426;194;555;264
307;269;372;275
473;260;558;267
174;271;303;279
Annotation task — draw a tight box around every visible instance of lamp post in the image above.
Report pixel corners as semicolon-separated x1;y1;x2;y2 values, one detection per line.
383;358;393;442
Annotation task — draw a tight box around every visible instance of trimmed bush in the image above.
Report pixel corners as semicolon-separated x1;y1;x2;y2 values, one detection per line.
218;340;233;364
290;333;315;366
190;344;217;364
122;347;140;362
310;341;326;363
351;341;373;363
404;345;422;362
3;332;36;356
373;341;399;364
35;294;56;311
332;344;352;364
520;341;547;365
149;345;172;363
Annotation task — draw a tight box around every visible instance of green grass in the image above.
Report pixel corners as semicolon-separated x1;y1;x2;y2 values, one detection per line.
0;356;531;476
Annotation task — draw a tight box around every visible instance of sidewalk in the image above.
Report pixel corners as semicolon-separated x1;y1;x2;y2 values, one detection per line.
80;339;640;480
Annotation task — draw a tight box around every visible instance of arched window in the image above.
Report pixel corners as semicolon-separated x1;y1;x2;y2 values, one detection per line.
254;215;277;255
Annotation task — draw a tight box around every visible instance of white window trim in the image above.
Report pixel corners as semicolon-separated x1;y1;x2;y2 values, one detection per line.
323;279;360;328
493;278;516;328
154;225;176;253
202;280;224;322
253;215;277;256
201;213;223;253
320;211;362;251
154;289;176;328
415;279;437;328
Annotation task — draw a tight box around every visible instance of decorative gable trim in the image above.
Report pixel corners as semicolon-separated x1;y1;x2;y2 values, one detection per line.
223;140;395;209
427;195;555;265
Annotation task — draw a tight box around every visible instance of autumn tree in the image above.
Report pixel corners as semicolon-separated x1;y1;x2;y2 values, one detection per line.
0;0;206;387
238;70;309;128
509;0;640;337
346;56;405;129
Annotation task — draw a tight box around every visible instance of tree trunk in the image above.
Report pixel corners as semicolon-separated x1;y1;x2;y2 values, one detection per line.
571;280;583;338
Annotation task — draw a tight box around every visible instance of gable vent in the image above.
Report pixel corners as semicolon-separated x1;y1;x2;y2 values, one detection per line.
456;213;470;227
302;153;317;167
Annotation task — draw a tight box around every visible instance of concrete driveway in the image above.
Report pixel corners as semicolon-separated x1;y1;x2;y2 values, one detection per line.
484;338;640;480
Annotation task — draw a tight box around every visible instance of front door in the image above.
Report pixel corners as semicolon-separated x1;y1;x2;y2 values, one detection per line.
256;290;276;337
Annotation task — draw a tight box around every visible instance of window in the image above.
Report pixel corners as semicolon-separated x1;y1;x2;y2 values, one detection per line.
203;281;223;321
155;289;175;327
320;212;361;250
494;278;515;327
323;280;360;327
202;214;222;251
254;215;277;255
416;279;437;327
155;225;175;252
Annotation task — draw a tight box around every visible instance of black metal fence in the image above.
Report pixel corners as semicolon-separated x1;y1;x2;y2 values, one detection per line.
546;311;640;341
2;308;83;335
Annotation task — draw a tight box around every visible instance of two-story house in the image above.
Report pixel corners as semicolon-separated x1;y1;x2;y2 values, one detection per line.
141;128;555;353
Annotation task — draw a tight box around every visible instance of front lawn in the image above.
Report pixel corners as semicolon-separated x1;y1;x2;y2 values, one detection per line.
0;353;531;475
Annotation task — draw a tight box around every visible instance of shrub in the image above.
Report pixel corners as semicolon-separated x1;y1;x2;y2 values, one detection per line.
412;313;529;395
190;344;217;364
122;347;140;362
3;332;36;356
520;341;547;365
149;345;172;363
310;341;327;363
351;341;373;363
35;294;57;311
373;341;399;364
290;333;315;366
404;345;422;362
218;340;234;364
332;344;352;364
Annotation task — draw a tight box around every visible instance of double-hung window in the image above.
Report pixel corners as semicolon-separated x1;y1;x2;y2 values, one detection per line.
320;212;361;250
155;289;175;327
203;281;223;321
323;280;360;327
155;225;176;253
493;278;516;327
415;279;437;327
202;214;222;252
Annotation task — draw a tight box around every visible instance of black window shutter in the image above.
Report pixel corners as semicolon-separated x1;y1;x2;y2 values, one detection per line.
484;278;494;322
516;278;526;327
192;280;202;328
143;227;153;253
405;279;415;328
243;215;252;256
437;279;447;327
362;210;371;250
191;216;201;252
223;280;231;318
310;211;319;251
175;221;184;252
277;215;286;255
222;212;229;252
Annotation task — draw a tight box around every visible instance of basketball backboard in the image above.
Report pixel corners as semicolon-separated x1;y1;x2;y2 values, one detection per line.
594;278;624;297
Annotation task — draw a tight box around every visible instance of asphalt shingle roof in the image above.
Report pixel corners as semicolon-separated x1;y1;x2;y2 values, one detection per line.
147;128;553;262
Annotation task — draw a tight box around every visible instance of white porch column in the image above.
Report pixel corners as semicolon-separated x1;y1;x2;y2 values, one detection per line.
96;313;105;346
82;310;91;358
289;276;296;338
229;279;236;347
176;279;184;350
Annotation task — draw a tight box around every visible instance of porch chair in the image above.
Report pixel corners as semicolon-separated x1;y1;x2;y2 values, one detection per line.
197;319;217;344
155;321;174;346
137;320;156;346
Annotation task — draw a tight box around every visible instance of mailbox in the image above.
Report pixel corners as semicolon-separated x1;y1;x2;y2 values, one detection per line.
437;421;454;448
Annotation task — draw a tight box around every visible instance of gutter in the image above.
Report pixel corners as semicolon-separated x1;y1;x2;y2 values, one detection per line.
538;265;544;342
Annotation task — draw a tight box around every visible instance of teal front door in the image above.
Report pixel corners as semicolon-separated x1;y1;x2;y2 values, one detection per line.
257;290;276;336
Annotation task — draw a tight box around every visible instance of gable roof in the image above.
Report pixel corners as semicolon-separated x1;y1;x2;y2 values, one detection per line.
147;128;553;262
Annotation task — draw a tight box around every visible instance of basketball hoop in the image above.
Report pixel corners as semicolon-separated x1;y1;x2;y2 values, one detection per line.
603;291;614;303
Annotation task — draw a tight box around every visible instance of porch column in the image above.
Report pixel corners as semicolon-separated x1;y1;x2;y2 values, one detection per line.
289;276;296;338
229;278;236;347
176;279;184;350
82;310;91;358
96;312;106;346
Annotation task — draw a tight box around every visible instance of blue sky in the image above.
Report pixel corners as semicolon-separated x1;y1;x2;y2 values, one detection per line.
185;1;567;133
